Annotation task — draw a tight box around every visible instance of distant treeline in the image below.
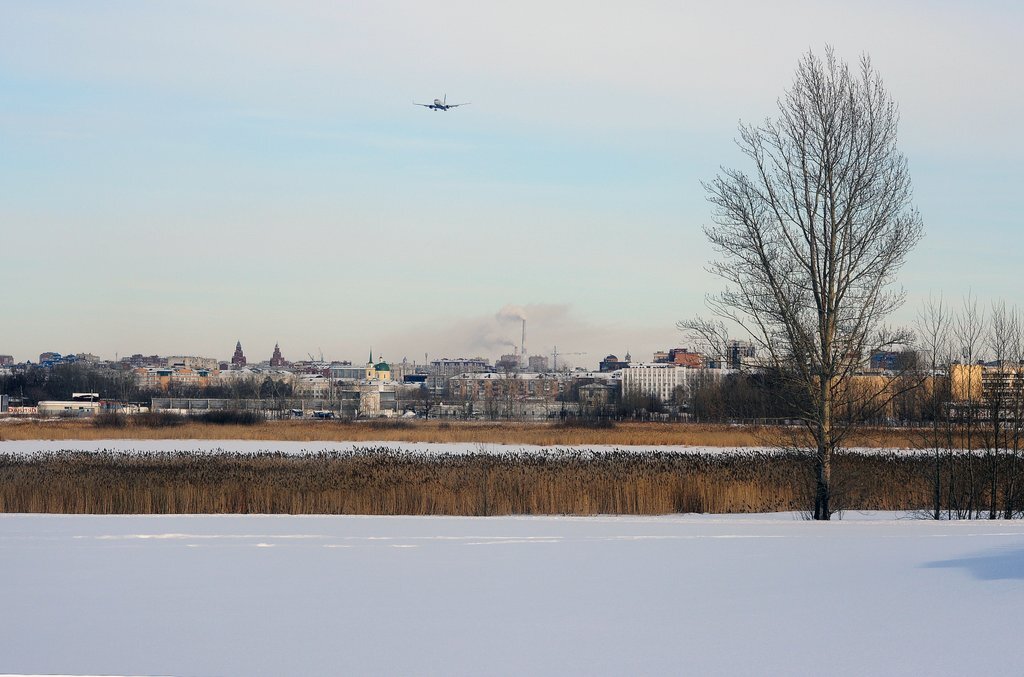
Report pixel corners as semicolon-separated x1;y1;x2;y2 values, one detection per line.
3;448;1022;517
0;363;293;403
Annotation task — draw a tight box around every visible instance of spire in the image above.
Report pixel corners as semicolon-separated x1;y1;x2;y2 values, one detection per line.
369;348;373;364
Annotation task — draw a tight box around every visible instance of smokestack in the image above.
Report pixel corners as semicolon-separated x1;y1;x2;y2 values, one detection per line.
521;319;526;368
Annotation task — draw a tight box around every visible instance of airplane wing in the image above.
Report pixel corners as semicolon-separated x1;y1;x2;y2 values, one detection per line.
413;102;434;107
447;103;471;108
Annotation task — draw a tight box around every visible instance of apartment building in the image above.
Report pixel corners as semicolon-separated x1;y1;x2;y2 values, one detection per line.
134;366;214;391
950;362;1024;404
621;363;730;403
449;372;565;401
429;358;490;393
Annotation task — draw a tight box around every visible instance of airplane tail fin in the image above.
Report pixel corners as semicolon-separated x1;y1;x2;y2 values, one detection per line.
444;93;447;104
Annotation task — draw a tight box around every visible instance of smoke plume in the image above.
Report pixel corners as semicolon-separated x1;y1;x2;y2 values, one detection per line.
495;305;527;323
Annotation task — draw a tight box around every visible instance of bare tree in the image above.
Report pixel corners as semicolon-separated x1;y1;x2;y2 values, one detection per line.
951;294;985;517
916;294;952;519
986;302;1023;518
681;48;923;519
680;318;733;368
415;383;437;419
919;297;1024;520
1005;309;1024;517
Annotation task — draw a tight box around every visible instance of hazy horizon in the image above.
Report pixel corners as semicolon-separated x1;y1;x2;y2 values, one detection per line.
3;2;1022;368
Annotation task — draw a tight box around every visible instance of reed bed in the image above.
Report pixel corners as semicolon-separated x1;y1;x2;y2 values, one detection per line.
0;419;920;448
0;448;975;516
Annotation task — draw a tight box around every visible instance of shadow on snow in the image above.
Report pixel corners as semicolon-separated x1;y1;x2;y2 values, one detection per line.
923;547;1024;581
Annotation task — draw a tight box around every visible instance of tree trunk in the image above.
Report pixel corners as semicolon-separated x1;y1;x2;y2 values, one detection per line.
815;444;832;520
989;411;1000;519
814;379;833;520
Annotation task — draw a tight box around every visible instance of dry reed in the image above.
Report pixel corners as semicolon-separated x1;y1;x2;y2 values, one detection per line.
0;448;980;516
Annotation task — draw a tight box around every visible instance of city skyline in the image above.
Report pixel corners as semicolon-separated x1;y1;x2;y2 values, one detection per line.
5;321;658;371
2;2;1022;366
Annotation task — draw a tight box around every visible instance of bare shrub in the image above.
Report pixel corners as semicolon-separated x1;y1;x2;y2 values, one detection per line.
135;412;186;428
93;413;129;429
555;417;616;430
363;419;413;430
195;410;266;425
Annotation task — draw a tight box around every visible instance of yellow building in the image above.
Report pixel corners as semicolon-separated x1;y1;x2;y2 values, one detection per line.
948;363;1023;403
364;351;392;382
949;364;984;402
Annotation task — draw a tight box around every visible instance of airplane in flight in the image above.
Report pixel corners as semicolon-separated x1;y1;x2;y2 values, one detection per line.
414;94;470;111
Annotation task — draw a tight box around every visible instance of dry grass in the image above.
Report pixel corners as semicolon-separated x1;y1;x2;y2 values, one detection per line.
0;449;797;515
0;448;984;516
0;418;921;448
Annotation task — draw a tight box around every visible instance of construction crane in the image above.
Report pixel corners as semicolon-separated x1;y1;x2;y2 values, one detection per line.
551;346;587;372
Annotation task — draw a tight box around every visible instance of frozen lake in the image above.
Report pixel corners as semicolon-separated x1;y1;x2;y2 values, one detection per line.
0;438;918;456
2;512;1024;676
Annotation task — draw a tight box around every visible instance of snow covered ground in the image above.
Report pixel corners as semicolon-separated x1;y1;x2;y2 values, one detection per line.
0;438;917;456
2;512;1024;676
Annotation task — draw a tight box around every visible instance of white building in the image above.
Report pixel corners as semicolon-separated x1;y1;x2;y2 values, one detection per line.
166;356;220;371
38;400;102;417
329;364;366;381
293;374;333;398
213;367;294;384
621;363;732;403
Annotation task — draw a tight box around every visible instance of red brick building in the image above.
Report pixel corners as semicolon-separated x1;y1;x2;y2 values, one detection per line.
270;343;287;367
231;341;247;368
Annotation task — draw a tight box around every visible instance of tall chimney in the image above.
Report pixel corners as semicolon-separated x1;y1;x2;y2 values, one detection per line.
521;319;526;368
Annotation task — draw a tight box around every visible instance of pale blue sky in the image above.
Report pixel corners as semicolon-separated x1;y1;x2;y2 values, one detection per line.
2;1;1021;367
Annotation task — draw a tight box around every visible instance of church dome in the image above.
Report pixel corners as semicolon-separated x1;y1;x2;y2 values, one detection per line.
374;361;391;372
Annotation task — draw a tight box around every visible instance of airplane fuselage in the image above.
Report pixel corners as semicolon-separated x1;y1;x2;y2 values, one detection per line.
415;95;466;111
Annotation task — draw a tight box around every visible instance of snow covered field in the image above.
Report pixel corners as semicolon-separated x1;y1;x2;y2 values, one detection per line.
0;438;916;456
3;512;1024;676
